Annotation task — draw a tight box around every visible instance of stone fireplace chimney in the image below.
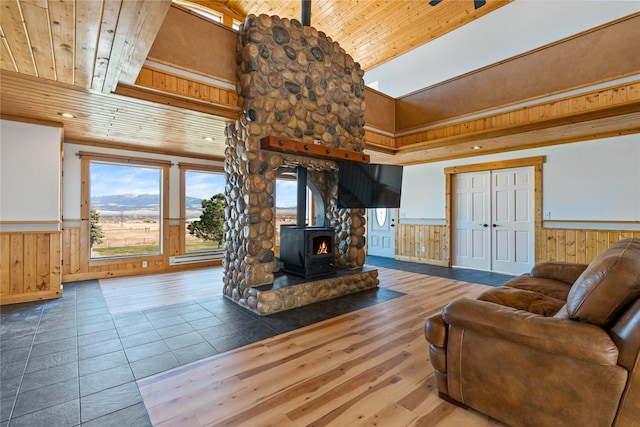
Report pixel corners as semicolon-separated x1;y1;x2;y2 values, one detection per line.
222;13;370;312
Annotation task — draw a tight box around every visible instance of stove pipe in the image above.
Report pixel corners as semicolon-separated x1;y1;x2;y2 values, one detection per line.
301;0;311;26
296;166;307;228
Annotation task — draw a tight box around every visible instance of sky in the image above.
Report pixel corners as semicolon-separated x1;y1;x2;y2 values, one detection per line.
185;170;225;199
90;162;299;207
275;179;297;208
90;162;161;197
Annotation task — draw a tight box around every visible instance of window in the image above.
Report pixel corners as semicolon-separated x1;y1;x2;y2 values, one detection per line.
173;0;223;23
89;161;163;259
232;19;243;31
184;169;226;252
275;177;297;246
274;176;316;246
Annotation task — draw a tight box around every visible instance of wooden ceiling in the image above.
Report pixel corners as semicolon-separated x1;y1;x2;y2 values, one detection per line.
205;0;510;70
1;0;638;164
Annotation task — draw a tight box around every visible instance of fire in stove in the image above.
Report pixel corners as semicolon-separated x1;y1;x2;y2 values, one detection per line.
316;240;329;255
313;235;332;256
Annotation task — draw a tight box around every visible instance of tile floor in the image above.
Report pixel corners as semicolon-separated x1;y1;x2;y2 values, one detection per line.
0;259;513;426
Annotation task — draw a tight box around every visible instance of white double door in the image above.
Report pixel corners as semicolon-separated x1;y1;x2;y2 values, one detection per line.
453;167;534;275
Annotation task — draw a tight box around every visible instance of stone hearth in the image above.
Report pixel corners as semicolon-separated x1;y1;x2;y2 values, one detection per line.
248;268;379;315
222;13;377;313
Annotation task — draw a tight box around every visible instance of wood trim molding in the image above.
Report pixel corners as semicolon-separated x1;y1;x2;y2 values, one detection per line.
177;162;224;172
444;157;545;267
77;151;172;167
1;114;63;128
363;80;640;160
0;221;61;225
115;83;239;121
444;156;545;175
260;136;370;163
397;81;640;150
126;65;240;115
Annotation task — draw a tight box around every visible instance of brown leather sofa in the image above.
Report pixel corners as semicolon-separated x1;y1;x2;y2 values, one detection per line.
425;238;640;427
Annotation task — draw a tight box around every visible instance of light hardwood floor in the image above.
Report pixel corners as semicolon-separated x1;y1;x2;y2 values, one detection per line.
113;266;507;427
100;267;226;314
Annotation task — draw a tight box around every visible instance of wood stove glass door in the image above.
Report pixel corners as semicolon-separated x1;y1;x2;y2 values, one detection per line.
367;208;396;258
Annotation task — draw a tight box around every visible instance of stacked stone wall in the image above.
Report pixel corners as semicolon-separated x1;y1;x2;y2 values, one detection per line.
223;14;369;308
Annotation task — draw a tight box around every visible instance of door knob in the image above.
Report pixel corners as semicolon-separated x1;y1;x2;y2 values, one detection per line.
482;224;488;228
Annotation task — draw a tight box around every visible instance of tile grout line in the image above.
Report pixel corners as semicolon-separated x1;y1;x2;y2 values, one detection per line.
75;287;82;427
6;304;45;426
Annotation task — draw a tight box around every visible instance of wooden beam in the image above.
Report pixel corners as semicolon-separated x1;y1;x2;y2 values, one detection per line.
260;136;370;163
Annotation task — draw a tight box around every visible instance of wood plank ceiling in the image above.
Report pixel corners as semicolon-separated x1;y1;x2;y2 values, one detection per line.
208;0;510;70
1;0;638;163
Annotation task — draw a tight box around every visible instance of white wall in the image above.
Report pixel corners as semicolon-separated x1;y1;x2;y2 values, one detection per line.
0;120;62;230
400;134;640;229
62;143;224;221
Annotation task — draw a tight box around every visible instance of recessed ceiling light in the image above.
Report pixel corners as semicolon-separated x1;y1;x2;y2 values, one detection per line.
203;136;215;141
57;112;77;118
472;145;483;150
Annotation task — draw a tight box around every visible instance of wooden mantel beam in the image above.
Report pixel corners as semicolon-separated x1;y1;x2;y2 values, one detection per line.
260;136;370;163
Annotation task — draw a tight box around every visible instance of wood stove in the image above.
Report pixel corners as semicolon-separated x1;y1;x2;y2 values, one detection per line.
280;225;335;278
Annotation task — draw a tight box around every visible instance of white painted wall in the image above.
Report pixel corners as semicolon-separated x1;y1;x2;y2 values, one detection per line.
399;134;640;229
62;143;224;221
0;120;62;230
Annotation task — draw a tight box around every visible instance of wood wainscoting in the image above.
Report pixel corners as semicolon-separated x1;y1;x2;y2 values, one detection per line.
61;223;219;282
538;227;640;264
395;223;640;267
0;231;62;305
396;223;448;266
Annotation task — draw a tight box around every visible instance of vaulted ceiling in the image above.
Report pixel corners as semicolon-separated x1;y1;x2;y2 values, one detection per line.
0;0;638;163
206;0;510;71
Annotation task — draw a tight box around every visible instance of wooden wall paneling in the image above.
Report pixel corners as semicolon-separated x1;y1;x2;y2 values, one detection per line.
537;228;640;264
23;233;37;292
0;231;62;305
395;224;448;265
557;229;567;262
575;230;587;264
363;130;395;152
585;230;598;262
10;234;24;295
134;66;239;111
396;81;640;150
0;235;9;295
168;224;181;257
64;226;81;276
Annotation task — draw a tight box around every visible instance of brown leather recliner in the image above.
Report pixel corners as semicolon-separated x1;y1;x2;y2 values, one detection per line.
425;238;640;427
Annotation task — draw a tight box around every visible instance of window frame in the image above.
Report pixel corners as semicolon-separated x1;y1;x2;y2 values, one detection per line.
80;151;170;267
179;163;225;255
